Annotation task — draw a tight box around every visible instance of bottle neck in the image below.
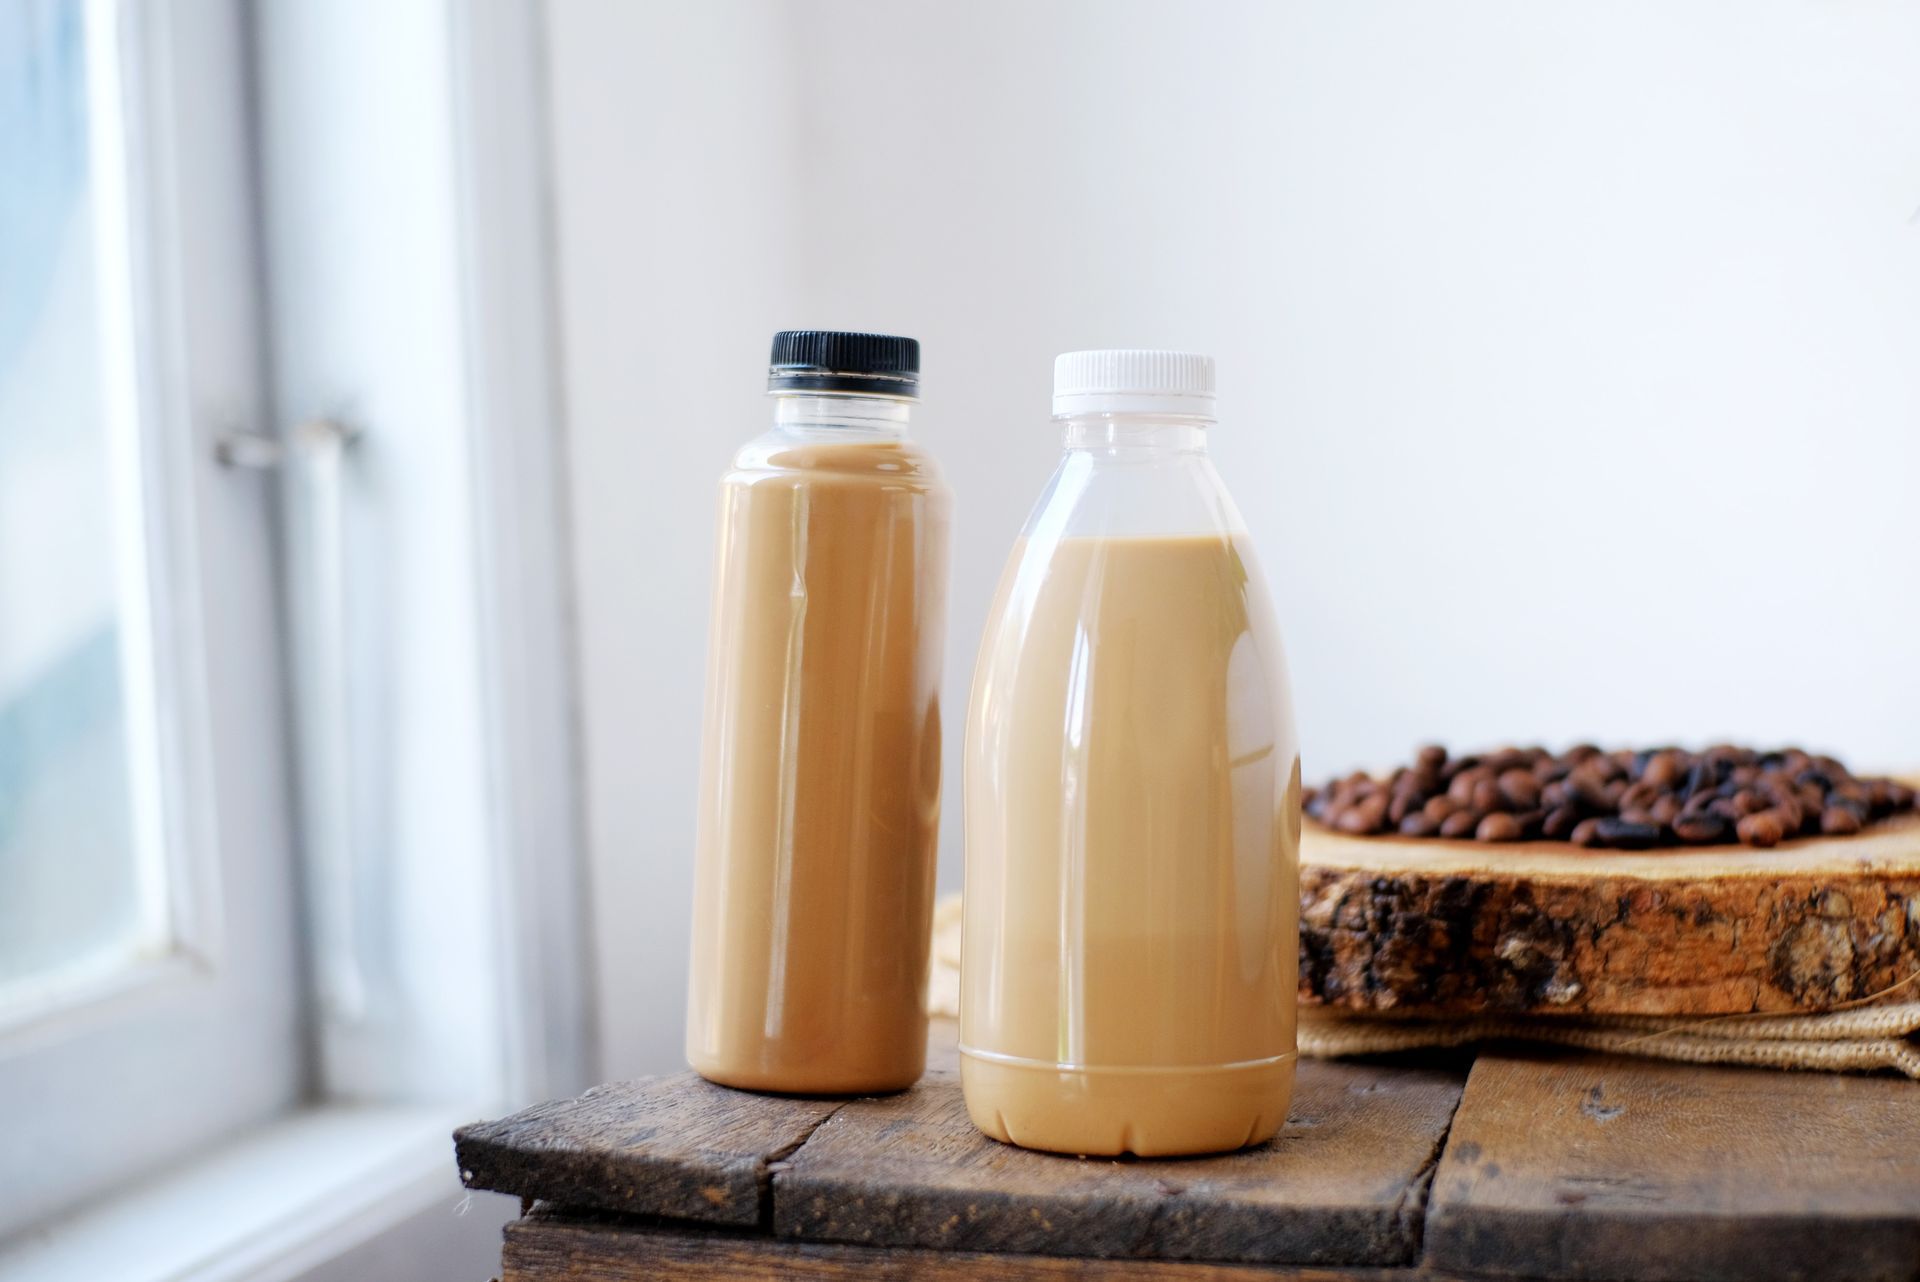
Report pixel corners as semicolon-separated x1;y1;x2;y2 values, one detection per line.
1058;413;1210;455
772;392;914;438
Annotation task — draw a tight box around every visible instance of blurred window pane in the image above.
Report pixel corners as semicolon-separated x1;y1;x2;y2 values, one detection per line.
0;0;164;1001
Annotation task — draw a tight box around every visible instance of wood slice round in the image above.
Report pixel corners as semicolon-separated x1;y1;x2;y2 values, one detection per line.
1299;808;1920;1017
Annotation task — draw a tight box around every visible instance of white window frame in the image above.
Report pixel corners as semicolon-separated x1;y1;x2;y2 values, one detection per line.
0;0;302;1237
0;0;592;1275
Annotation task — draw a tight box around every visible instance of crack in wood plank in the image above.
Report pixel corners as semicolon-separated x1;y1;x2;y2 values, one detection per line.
758;1100;853;1231
1392;1076;1466;1261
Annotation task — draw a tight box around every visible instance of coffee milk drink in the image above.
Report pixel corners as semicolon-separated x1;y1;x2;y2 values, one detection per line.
961;350;1300;1155
687;332;952;1094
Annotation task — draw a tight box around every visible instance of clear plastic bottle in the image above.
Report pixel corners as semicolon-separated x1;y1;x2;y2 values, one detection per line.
687;331;951;1094
961;350;1300;1155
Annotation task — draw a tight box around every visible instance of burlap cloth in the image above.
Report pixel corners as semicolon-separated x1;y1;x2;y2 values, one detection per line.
926;893;1920;1078
1298;1000;1920;1077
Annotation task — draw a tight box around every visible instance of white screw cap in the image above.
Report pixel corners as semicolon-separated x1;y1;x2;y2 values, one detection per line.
1052;349;1216;418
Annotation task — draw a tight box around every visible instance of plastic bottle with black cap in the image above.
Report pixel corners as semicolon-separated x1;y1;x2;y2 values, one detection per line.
686;331;953;1094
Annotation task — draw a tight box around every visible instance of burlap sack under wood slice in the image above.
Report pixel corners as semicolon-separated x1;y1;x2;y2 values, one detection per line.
1300;1002;1920;1078
926;893;1920;1078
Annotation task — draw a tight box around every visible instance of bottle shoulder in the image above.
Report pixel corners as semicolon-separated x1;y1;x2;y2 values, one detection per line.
1017;448;1250;543
726;426;948;491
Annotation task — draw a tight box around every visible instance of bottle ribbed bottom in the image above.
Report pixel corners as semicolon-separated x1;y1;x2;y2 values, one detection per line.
958;1046;1296;1157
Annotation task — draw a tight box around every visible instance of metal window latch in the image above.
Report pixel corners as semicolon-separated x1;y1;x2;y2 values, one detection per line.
215;418;361;468
215;416;375;1027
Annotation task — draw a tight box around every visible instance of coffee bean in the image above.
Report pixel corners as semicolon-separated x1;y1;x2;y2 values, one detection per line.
1618;780;1660;812
1820;775;1866;806
1643;752;1686;789
1335;808;1377;835
1592;817;1663;849
1672;812;1729;844
1399;812;1440;837
1570;818;1603;847
1542;805;1581;839
1471;778;1503;814
1424;796;1456;823
1387;793;1416;825
1736;810;1786;848
1498;769;1540;810
1477;813;1522;842
1447;772;1480;806
1439;809;1482;839
1417;744;1448;771
1820;806;1862;836
1569;770;1611;811
1681;759;1718;799
1828;796;1869;823
1772;798;1805;833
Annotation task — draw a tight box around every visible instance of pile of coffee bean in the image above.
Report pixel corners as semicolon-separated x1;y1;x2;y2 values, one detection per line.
1304;745;1917;850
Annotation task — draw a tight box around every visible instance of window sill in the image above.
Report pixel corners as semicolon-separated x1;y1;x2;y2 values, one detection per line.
0;1103;508;1282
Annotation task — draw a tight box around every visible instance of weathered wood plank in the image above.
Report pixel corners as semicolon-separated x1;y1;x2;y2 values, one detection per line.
1424;1051;1920;1282
455;1073;844;1226
773;1060;1465;1267
500;1209;1443;1281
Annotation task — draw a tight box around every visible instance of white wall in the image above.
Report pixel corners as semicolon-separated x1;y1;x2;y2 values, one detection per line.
549;0;1920;1077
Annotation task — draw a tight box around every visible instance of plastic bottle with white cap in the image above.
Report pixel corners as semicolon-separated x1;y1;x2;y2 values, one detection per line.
960;350;1300;1156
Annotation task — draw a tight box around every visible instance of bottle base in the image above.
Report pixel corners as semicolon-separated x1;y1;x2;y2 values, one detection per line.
958;1046;1297;1157
688;1052;925;1097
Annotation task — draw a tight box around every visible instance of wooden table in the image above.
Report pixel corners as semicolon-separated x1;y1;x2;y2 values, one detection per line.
455;1021;1920;1281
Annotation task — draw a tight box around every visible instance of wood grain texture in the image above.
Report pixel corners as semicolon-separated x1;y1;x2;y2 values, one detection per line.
773;1060;1465;1267
1424;1051;1920;1282
1300;814;1920;1017
455;1073;845;1226
500;1210;1437;1281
